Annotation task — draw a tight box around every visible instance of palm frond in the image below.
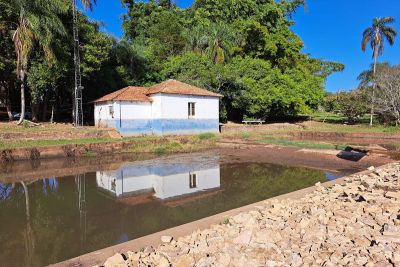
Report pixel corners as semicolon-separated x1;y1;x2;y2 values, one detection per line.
361;28;372;51
80;0;97;11
362;17;397;58
381;16;395;25
382;27;397;45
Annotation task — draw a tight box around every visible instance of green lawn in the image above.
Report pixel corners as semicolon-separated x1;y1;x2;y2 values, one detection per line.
0;136;161;150
257;136;348;150
0;134;216;154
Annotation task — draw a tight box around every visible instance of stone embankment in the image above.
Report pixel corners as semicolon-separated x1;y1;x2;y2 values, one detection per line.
100;163;400;267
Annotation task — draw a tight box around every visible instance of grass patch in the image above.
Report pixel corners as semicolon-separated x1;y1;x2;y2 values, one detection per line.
153;142;183;154
197;132;216;140
0;135;181;150
0;137;117;150
309;112;370;124
222;218;230;225
128;136;216;154
382;126;400;133
259;136;347;150
241;132;251;139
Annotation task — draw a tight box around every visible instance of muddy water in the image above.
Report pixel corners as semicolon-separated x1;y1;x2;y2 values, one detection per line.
0;152;353;266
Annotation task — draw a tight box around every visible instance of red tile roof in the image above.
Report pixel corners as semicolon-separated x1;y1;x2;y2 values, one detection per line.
94;80;223;103
147;79;223;98
94;86;152;103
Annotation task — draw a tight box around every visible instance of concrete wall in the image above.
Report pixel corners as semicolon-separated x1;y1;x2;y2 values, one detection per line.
94;93;220;136
152;94;220;135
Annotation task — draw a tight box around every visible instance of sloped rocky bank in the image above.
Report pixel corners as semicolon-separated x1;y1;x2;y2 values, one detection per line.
100;163;400;267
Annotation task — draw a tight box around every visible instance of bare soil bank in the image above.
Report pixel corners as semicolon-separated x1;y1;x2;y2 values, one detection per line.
1;145;393;184
0;136;213;163
219;146;394;173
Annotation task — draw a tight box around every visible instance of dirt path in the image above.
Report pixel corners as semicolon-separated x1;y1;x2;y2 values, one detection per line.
219;145;394;173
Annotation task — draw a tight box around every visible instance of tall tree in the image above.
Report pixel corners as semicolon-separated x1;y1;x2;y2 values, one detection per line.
9;0;66;124
362;17;397;126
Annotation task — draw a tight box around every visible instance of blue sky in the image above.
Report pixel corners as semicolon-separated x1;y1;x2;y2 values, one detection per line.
84;0;400;92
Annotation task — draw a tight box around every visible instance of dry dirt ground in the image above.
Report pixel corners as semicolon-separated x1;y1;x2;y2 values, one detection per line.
219;146;394;173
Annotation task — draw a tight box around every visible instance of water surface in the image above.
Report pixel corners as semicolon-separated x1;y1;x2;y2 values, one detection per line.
0;153;350;266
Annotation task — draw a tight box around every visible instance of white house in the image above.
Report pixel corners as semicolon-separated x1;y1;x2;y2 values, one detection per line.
96;159;221;202
94;79;222;136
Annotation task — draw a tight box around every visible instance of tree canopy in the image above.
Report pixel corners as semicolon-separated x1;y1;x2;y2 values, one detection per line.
0;0;343;123
121;0;343;121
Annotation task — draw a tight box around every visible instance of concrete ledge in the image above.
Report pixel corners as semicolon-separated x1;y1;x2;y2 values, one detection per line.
52;165;377;267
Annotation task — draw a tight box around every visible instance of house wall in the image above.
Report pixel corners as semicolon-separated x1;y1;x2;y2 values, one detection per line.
119;102;152;135
152;93;220;135
94;101;118;128
94;93;220;136
95;101;152;136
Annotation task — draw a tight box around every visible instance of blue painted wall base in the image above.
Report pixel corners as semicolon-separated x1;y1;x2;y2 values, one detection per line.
100;119;219;136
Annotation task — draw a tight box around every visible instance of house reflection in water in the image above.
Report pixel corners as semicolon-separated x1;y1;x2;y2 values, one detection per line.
96;158;221;206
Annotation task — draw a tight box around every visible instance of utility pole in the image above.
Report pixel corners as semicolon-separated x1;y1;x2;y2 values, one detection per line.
72;0;84;127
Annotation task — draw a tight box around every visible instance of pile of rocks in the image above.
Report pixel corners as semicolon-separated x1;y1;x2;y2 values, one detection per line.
101;163;400;267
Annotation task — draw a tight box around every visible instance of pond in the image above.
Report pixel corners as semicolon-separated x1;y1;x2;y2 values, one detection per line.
0;152;352;266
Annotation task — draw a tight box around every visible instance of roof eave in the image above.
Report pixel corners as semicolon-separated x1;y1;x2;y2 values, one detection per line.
147;92;223;98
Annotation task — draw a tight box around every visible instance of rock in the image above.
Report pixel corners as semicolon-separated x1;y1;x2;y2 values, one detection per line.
289;252;302;267
171;254;195;267
385;191;400;199
100;163;400;267
266;260;282;267
233;230;252;245
368;166;375;171
161;235;173;243
215;253;231;266
104;253;126;267
355;256;368;265
158;256;170;267
376;235;400;244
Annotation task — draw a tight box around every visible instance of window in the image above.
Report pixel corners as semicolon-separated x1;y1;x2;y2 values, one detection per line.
108;105;114;118
189;173;197;188
188;102;196;117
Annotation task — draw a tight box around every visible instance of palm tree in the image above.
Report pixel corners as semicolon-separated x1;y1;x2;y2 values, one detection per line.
204;23;237;64
10;0;66;124
362;17;397;126
357;62;390;88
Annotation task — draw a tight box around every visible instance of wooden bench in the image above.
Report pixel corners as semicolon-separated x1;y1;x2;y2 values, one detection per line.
242;120;265;125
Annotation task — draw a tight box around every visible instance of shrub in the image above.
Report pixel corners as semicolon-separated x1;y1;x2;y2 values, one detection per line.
241;132;251;139
153;142;182;154
336;89;369;124
197;133;216;140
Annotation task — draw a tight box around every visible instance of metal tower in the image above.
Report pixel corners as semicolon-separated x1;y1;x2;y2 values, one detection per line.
72;0;83;127
76;174;87;248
